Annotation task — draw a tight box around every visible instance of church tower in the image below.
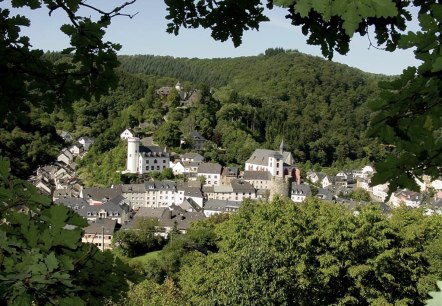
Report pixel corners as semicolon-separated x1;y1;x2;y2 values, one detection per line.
127;137;140;173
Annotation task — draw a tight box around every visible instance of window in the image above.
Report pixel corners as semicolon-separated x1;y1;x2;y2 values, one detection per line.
157;166;160;170
146;160;149;164
276;163;279;167
151;166;154;170
145;166;148;170
154;159;157;164
163;160;166;163
276;171;279;175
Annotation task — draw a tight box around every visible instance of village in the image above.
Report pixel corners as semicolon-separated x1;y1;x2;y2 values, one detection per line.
30;124;442;251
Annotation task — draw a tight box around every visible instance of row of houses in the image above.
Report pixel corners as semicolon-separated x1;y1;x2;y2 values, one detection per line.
31;135;94;196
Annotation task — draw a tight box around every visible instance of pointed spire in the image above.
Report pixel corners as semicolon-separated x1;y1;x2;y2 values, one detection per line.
279;137;284;154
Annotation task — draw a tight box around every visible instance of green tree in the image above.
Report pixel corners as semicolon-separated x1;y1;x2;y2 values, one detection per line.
1;0;130;177
112;218;164;258
0;157;133;305
178;197;442;305
165;0;442;191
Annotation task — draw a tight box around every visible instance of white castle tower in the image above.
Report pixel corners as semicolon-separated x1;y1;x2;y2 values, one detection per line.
126;137;140;173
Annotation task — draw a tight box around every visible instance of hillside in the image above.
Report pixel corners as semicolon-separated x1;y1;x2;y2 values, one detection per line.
20;49;387;186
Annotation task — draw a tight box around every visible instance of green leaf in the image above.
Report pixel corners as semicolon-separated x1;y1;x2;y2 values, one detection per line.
431;56;442;73
0;157;10;180
45;252;59;273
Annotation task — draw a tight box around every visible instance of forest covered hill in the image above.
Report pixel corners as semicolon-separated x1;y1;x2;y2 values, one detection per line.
4;49;387;185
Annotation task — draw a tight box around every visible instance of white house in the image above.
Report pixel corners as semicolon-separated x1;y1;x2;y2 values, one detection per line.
291;183;311;203
372;183;389;202
181;152;204;163
57;148;74;165
144;181;177;208
82;219;117;251
197;162;222;186
125;137;170;174
176;183;204;208
170;160;187;176
78;136;94;151
120;128;135;140
243;170;272;190
203;180;256;202
203;199;241;217
390;189;422;207
245;149;284;178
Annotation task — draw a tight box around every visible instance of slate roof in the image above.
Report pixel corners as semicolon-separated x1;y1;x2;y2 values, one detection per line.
134;207;165;220
204;199;241;212
291;183;312;196
139;145;169;157
243;171;272;180
77;199;124;219
55;197;88;210
181;152;204;160
222;166;239;177
246;149;283;166
177;185;203;198
83;219;117;235
121;184;146;193
197;162;222;174
213;185;233;193
140;137;154;147
82;187;122;201
160;208;205;231
231;179;255;193
179;198;202;212
317;188;334;201
144;180;177;191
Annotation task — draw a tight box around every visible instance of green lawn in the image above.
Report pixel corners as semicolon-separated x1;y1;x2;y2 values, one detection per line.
131;250;162;264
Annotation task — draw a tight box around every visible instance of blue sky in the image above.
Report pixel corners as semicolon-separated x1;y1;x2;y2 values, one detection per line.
7;1;420;75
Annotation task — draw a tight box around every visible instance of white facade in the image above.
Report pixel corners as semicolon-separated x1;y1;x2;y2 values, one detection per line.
120;128;134;140
126;137;139;173
125;137;170;174
245;149;284;178
198;172;221;186
372;183;389;202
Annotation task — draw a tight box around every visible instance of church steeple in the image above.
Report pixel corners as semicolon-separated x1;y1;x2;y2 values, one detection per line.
279;137;284;154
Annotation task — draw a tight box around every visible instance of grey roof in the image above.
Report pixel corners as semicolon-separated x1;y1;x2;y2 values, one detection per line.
77;200;124;218
282;151;295;165
82;187;122;201
55;197;88;210
291;183;311;196
213;185;233;193
231;179;255;193
243;171;272;181
222;166;239;177
317;188;334;201
183;161;202;168
134;207;165;219
197;162;222;174
145;180;177;191
202;185;214;193
160;208;205;230
246;149;283;166
204;199;241;212
83;219;117;235
139;145;169;157
178;185;203;198
140;137;154;147
181;152;204;160
179;198;202;212
121;184;146;193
